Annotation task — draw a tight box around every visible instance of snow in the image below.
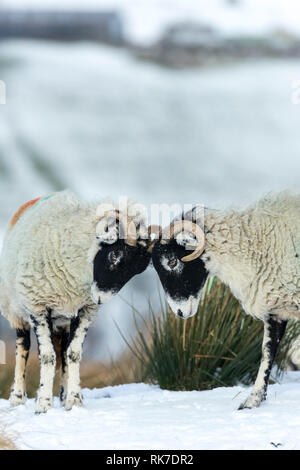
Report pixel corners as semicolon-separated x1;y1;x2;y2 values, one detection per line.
2;0;300;45
1;372;300;450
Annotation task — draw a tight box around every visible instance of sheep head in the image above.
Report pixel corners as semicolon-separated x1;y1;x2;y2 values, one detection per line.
90;204;151;305
151;215;208;319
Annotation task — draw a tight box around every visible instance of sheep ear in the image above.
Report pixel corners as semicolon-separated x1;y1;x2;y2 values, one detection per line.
175;231;197;249
96;218;119;245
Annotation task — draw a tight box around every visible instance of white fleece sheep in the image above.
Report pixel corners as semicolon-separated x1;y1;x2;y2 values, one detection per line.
152;191;300;409
0;190;149;413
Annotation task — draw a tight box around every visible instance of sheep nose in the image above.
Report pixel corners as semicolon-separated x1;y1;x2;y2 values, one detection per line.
177;309;193;319
177;309;184;318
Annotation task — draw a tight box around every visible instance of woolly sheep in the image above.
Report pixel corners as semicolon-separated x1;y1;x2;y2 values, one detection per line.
0;190;151;413
151;191;300;409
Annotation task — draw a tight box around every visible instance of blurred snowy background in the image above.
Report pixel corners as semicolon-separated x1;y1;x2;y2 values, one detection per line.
0;0;300;361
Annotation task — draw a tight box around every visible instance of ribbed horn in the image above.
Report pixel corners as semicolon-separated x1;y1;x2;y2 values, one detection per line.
161;220;205;262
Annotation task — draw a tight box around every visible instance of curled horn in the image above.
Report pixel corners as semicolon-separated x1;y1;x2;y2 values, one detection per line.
147;225;162;253
102;210;137;247
162;220;205;262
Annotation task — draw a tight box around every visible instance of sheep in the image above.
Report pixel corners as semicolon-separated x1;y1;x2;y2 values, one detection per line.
0;190;151;413
151;191;300;409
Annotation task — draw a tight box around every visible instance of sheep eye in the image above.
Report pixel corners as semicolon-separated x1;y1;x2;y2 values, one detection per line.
168;258;178;269
108;251;119;264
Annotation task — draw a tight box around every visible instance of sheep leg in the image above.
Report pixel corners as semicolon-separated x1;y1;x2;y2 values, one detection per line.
59;328;69;406
65;312;91;411
10;326;30;406
31;311;56;414
239;314;287;410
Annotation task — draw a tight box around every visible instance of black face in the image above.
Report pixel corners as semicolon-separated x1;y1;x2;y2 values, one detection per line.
92;240;151;305
152;239;208;318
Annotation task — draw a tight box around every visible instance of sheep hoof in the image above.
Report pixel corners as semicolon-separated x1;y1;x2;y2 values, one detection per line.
65;392;83;411
10;391;26;407
60;397;66;407
59;386;67;406
238;393;264;410
35;396;53;414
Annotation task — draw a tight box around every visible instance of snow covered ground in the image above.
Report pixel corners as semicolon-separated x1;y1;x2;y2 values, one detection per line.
1;372;300;450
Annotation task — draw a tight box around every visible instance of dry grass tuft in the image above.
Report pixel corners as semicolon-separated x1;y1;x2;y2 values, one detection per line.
124;278;300;391
0;346;141;400
0;426;18;450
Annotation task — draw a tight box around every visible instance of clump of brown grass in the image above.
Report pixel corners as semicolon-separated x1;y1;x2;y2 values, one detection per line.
80;351;142;389
123;278;300;391
0;346;40;399
0;425;18;450
0;345;141;400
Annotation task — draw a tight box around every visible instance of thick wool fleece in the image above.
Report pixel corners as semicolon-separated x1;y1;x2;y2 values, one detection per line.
201;192;300;321
0;190;147;329
0;191;99;329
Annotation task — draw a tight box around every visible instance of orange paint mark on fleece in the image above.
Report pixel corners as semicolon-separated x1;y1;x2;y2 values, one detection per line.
9;197;41;230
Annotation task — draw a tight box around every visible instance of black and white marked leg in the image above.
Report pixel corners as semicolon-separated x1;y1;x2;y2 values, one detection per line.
59;328;69;406
10;326;30;406
239;314;287;410
65;311;92;411
31;311;56;414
